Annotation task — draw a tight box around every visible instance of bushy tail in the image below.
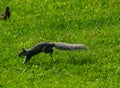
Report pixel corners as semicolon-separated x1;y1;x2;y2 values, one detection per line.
53;42;88;51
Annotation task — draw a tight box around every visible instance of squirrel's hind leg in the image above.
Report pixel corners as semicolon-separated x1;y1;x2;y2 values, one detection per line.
43;45;53;57
49;51;53;57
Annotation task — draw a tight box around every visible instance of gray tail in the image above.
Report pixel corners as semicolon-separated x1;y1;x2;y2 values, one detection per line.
53;42;88;51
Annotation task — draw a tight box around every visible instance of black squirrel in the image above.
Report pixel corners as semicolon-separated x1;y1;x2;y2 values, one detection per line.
1;6;10;20
18;42;88;64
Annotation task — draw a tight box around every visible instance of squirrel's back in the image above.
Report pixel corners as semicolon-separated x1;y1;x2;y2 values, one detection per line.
28;42;54;53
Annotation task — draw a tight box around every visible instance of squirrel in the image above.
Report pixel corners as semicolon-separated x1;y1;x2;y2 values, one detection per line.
18;42;88;64
1;6;10;20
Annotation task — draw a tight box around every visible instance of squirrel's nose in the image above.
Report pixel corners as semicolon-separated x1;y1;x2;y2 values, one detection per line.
18;54;21;57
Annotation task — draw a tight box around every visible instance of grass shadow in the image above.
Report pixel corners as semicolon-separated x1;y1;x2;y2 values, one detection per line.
67;54;95;66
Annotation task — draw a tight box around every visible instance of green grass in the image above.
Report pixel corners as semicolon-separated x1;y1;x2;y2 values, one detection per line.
0;0;120;88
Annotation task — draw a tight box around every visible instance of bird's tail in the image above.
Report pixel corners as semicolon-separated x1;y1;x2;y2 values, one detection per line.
53;42;88;51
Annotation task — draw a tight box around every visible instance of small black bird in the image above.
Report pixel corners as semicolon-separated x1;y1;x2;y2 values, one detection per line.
1;6;10;20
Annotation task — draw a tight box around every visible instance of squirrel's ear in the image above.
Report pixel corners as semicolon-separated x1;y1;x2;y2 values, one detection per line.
22;48;26;51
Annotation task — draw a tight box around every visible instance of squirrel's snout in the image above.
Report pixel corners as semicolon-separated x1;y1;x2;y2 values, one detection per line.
18;53;22;57
18;54;20;57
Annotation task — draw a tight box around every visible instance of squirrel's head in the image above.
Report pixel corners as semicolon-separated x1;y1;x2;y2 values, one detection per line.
18;48;26;57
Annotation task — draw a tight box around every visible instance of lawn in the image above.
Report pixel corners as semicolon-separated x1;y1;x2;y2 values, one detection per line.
0;0;120;88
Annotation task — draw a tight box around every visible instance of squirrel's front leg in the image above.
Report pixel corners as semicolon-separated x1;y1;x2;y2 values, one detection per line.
23;56;31;64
